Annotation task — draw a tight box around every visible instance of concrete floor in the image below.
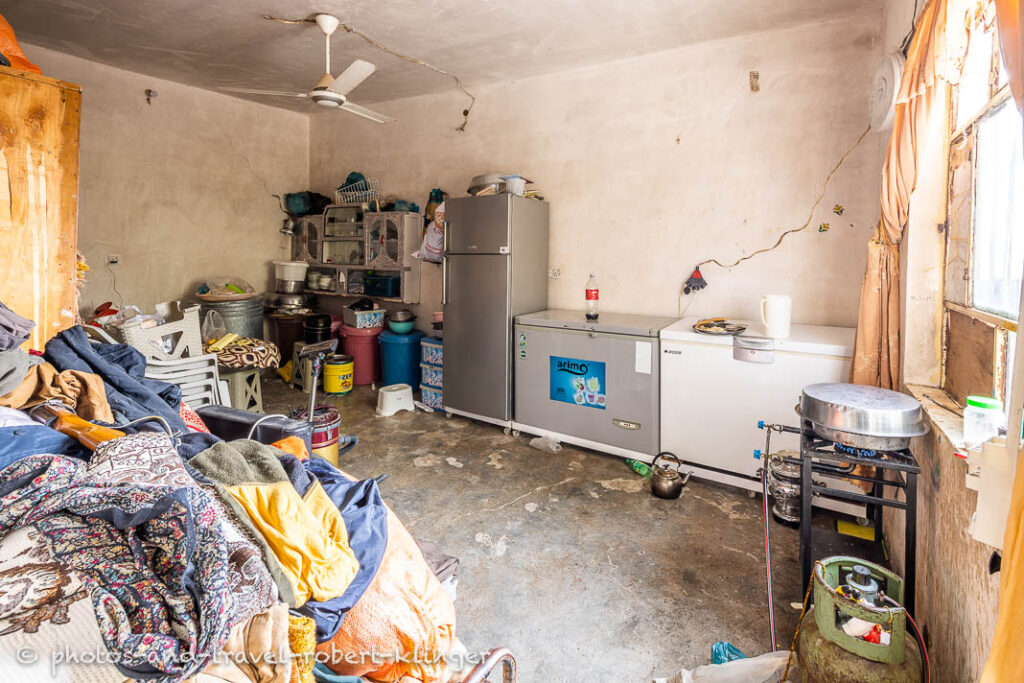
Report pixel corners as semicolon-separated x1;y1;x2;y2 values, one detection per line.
263;379;806;681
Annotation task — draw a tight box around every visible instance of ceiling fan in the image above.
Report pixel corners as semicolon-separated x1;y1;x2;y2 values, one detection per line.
220;14;393;123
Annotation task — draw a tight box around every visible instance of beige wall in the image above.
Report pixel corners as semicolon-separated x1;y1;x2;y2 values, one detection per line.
309;13;885;328
24;45;310;316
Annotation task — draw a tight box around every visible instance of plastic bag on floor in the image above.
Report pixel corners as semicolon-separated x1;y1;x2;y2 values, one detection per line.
653;651;791;683
529;436;562;454
710;641;747;664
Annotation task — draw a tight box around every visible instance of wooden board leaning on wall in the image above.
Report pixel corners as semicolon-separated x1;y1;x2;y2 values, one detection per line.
0;65;82;350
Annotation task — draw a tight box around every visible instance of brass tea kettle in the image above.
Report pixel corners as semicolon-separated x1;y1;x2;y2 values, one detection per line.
650;452;692;499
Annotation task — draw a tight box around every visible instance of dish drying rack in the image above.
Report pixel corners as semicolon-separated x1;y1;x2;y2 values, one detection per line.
335;176;381;205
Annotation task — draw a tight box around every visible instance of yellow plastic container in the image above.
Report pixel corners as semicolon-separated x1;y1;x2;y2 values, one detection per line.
324;354;354;395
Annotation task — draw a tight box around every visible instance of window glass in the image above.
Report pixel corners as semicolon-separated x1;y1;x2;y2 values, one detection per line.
971;99;1024;319
956;26;995;130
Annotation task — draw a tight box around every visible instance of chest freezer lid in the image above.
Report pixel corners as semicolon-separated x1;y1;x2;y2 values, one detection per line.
515;309;678;337
660;317;855;357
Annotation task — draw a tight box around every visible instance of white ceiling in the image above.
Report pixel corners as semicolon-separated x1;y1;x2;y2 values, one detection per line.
5;0;882;112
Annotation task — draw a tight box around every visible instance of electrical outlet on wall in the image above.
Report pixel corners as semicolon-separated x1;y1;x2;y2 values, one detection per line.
548;267;563;279
107;254;121;266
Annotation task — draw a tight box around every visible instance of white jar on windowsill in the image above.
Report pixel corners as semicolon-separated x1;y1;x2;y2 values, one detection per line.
963;395;1004;450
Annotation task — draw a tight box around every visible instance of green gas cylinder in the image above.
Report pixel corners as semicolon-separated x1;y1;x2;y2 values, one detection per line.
798;609;923;683
797;556;923;682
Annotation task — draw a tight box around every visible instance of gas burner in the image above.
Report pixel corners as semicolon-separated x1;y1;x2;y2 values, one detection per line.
833;441;880;459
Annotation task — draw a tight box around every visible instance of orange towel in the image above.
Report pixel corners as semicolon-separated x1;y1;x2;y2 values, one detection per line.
272;436;310;461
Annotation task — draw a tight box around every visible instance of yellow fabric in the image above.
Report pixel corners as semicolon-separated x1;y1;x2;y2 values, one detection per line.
850;0;971;387
287;614;316;683
225;481;358;606
983;6;1024;681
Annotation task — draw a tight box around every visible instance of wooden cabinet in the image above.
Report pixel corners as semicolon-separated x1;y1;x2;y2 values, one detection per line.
0;66;81;348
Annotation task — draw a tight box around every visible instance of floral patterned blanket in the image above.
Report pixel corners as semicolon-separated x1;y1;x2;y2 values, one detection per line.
0;450;236;682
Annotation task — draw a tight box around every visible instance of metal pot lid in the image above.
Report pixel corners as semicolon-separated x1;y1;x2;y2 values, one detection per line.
800;383;927;440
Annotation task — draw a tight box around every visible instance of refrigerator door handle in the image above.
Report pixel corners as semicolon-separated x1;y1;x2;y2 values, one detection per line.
442;256;449;305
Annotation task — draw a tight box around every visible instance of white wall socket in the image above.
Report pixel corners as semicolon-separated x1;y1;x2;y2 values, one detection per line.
548;267;563;279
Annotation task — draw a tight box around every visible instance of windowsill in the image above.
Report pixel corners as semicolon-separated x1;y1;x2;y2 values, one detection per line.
905;383;968;454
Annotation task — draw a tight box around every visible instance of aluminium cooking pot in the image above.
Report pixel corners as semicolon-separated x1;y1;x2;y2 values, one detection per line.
800;383;927;449
650;452;692;500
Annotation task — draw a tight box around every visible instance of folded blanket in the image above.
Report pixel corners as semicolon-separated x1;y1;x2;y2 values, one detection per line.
190;441;360;609
0;361;113;423
0;453;235;681
43;326;218;458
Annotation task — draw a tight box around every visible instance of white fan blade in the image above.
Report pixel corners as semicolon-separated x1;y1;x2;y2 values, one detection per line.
340;101;394;124
220;87;308;98
329;59;376;95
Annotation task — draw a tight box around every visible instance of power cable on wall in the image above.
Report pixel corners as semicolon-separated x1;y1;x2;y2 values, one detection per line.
681;124;872;296
106;261;124;309
264;15;476;131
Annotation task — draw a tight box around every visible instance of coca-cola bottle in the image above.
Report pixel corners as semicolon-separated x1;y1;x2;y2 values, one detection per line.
585;273;599;321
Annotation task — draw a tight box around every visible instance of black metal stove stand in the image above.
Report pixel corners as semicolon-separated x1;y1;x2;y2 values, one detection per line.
786;420;921;614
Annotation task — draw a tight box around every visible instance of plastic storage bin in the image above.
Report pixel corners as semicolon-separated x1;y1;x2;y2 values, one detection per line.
420;385;443;410
342;307;385;329
364;274;401;298
379;330;425;387
340;324;384;385
421;338;443;366
420;362;443;389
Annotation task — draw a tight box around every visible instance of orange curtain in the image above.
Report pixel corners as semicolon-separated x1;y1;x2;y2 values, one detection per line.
995;0;1023;110
982;4;1024;681
849;1;951;388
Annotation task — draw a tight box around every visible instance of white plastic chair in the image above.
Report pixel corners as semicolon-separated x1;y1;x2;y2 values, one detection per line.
145;354;230;408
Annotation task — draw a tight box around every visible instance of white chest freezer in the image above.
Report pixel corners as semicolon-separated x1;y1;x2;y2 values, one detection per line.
659;318;866;517
513;310;677;459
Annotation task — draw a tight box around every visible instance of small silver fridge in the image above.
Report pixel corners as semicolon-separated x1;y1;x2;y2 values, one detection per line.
513;310;678;460
442;195;549;427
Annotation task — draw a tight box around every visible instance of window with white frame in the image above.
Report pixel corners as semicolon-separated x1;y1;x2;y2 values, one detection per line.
943;16;1023;407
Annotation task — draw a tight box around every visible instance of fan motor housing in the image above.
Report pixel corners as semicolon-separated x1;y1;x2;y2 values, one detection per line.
310;89;345;108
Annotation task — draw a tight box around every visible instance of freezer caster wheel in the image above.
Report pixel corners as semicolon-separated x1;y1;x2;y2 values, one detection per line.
503;427;511;436
855;516;872;527
445;411;453;419
512;429;521;438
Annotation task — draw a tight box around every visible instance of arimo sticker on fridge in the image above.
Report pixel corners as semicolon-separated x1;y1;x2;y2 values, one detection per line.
550;356;606;410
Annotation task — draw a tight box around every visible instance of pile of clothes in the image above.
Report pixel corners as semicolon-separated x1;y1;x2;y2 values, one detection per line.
0;306;462;683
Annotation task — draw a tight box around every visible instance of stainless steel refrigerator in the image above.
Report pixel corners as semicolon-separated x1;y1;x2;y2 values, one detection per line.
442;195;549;426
